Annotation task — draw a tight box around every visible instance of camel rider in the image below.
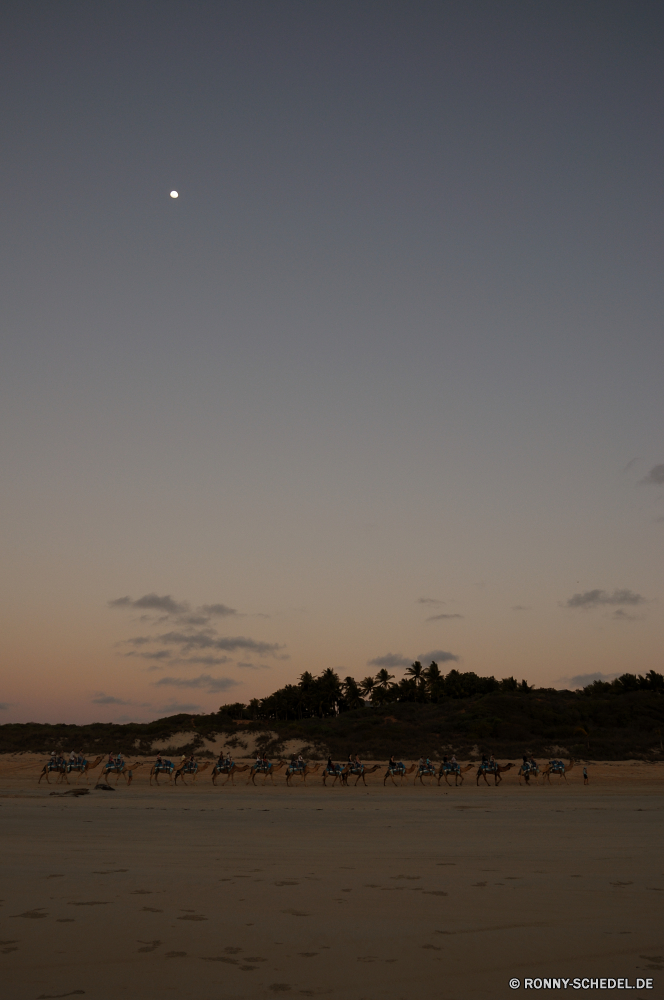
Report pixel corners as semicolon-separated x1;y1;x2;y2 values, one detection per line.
388;755;397;770
451;754;457;765
155;753;163;769
297;754;304;769
481;754;489;769
327;756;335;773
69;750;76;763
354;754;362;769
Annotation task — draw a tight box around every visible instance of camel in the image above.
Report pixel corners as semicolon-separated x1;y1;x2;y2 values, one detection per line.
437;763;473;787
341;764;381;787
285;762;321;785
542;758;574;783
414;764;438;786
518;761;541;785
322;764;350;786
149;760;176;785
66;755;103;783
476;762;515;786
38;758;68;784
174;761;211;785
341;764;382;787
211;761;250;786
383;763;417;786
247;760;286;785
98;761;143;785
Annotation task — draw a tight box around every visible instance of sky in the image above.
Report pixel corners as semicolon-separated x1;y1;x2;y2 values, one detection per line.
1;0;662;724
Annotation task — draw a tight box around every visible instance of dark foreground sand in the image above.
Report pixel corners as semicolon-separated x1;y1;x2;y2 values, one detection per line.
0;759;662;1000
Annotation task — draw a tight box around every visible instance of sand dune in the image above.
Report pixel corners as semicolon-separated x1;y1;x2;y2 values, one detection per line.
0;758;661;999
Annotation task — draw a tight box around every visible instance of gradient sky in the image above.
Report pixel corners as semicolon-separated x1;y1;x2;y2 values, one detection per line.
1;0;662;724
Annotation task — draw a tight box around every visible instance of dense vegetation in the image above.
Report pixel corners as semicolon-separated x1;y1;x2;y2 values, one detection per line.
1;667;662;761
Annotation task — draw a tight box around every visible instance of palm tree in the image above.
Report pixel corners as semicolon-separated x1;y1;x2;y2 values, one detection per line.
375;668;394;690
406;661;424;684
424;661;442;702
342;676;363;710
359;676;375;697
318;668;342;717
249;698;261;720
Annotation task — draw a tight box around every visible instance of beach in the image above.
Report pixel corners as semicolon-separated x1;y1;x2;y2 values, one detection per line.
1;758;661;1000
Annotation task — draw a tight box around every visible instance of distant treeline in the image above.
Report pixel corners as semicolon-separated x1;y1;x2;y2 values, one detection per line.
219;664;664;722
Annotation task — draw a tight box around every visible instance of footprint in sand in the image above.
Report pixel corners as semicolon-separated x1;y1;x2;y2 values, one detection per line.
298;953;318;958
140;907;163;913
165;951;187;958
201;956;238;964
1;943;19;953
239;965;258;971
177;914;207;921
281;909;310;916
423;891;448;896
137;940;161;953
274;881;299;886
225;947;242;954
390;875;420;880
245;956;267;962
472;882;487;888
422;944;441;951
36;992;85;999
68;902;112;907
269;985;292;992
10;909;48;919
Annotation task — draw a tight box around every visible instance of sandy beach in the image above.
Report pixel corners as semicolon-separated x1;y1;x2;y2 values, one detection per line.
0;758;661;1000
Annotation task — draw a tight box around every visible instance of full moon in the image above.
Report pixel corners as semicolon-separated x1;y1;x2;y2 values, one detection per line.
170;190;179;198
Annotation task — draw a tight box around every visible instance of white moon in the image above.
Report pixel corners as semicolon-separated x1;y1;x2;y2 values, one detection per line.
170;190;179;199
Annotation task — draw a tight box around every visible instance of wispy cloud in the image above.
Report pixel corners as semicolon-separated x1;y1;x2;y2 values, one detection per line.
368;653;412;669
236;661;270;670
174;655;231;666
158;702;202;715
611;609;644;622
109;593;239;627
511;605;532;611
640;463;664;485
426;613;464;622
154;674;240;693
91;693;131;705
417;649;460;665
0;703;11;710
200;603;238;617
416;597;444;606
109;593;187;615
156;631;282;656
553;672;619;690
124;649;172;661
565;589;646;610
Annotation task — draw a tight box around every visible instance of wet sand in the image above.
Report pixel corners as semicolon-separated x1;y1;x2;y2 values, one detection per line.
0;759;661;1000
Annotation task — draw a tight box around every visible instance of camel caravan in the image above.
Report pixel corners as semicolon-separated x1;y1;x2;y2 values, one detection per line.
37;749;579;788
